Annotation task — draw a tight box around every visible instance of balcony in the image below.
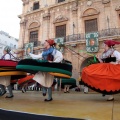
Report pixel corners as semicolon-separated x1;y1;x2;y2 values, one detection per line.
64;33;85;42
23;41;41;48
63;28;120;42
99;28;120;38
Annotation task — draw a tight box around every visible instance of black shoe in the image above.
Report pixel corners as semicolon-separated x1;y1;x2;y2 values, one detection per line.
67;91;69;93
43;93;46;96
5;95;14;98
22;89;26;93
64;91;67;93
44;98;53;102
102;94;106;97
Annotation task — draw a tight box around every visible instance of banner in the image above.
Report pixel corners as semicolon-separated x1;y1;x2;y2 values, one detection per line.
85;32;99;52
54;37;64;53
24;42;34;58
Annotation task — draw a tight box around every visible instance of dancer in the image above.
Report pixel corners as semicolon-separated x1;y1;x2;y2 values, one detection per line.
97;40;120;101
29;39;63;101
0;46;14;98
82;40;120;101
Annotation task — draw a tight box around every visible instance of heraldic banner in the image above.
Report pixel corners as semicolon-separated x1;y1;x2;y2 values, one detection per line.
85;32;99;52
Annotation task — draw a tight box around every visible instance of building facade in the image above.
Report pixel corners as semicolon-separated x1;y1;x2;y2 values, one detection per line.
0;31;18;58
18;0;120;79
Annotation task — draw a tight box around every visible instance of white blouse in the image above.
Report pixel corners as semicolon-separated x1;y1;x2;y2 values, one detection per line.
4;54;11;60
29;49;63;63
113;50;120;63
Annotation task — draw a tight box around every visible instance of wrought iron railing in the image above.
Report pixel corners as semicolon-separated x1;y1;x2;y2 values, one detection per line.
64;33;85;42
33;41;41;47
98;28;120;38
64;28;120;42
23;41;41;48
22;28;120;48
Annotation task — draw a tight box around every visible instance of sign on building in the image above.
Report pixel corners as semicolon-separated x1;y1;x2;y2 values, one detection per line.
24;42;34;58
85;32;99;52
54;37;64;53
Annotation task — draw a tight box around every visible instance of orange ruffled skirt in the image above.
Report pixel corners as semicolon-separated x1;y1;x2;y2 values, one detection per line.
18;75;35;86
82;63;120;94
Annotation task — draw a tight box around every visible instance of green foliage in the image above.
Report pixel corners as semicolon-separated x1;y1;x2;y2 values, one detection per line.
86;58;99;66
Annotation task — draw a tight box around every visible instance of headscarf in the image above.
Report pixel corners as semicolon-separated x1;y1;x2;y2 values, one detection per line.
4;46;11;53
101;40;120;59
46;39;56;47
1;46;11;59
104;40;120;47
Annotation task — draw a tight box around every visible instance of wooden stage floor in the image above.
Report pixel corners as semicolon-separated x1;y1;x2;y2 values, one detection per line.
0;91;120;120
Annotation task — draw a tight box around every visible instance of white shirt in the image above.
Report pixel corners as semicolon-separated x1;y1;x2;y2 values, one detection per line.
29;49;63;63
4;54;11;60
29;49;63;87
112;50;120;63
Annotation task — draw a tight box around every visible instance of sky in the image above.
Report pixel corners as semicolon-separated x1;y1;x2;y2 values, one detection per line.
0;0;23;39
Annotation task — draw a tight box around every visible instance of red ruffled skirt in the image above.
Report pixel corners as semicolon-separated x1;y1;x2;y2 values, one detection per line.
82;63;120;94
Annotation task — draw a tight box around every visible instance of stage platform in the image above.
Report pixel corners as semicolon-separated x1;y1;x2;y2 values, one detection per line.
0;91;120;120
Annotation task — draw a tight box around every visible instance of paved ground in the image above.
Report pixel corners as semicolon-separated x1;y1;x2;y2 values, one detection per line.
0;91;120;120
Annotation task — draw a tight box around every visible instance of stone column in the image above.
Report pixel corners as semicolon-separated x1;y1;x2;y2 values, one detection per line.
71;1;78;35
18;19;27;48
42;11;50;41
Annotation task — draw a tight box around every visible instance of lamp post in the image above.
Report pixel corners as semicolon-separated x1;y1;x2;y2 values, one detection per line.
107;16;110;29
73;22;75;35
73;22;75;40
107;16;110;33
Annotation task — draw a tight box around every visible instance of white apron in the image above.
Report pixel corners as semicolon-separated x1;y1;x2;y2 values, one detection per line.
0;76;11;86
33;71;54;88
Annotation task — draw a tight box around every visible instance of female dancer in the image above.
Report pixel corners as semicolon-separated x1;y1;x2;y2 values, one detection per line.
82;40;120;101
29;39;63;102
0;46;14;98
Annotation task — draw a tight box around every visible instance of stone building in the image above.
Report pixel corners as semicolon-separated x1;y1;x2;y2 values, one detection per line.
18;0;120;79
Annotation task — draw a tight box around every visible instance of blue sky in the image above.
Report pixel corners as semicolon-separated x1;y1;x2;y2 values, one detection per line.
0;0;22;39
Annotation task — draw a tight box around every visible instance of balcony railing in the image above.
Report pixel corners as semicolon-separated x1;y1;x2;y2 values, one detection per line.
99;28;120;38
64;33;85;42
22;28;120;49
33;41;41;47
23;41;41;48
64;28;120;42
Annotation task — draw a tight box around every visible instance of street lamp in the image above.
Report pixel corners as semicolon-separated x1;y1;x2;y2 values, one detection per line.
107;16;110;29
73;22;75;41
107;16;111;34
73;22;75;35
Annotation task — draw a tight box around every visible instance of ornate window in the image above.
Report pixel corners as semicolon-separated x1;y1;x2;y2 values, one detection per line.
85;19;98;33
29;31;38;46
33;2;39;10
55;25;66;38
57;0;65;3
